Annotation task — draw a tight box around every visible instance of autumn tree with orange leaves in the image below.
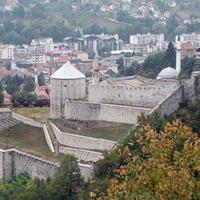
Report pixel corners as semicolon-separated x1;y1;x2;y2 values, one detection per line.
90;120;200;200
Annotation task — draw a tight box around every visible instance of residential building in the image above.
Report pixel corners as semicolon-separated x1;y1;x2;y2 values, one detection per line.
130;33;165;45
63;37;84;51
179;33;200;48
0;44;15;59
63;34;123;54
31;38;54;53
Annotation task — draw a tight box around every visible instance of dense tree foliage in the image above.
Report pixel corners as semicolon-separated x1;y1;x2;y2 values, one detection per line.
89;119;200;199
23;76;35;93
123;43;199;78
0;92;4;106
12;91;36;107
0;1;199;44
173;101;200;137
3;75;24;95
0;75;39;106
165;42;176;68
38;72;45;86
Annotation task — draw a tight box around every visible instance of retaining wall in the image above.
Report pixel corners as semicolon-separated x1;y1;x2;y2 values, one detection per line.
50;122;116;151
64;100;151;124
12;150;58;180
12;112;42;128
0;149;58;183
59;146;103;162
42;124;55;153
0;108;11;113
150;87;183;116
0;149;94;183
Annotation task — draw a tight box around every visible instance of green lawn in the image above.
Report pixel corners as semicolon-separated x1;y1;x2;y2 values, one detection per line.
52;119;133;141
0;123;61;162
12;107;50;121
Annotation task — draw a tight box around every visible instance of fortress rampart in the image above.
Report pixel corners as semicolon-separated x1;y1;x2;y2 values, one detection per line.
64;100;151;124
150;87;183;116
0;149;94;183
88;81;180;108
0;149;58;183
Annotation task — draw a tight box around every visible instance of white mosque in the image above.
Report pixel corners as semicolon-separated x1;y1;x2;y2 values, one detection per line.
157;36;181;80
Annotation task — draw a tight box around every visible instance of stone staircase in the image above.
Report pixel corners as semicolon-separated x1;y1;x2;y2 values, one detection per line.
0;112;20;132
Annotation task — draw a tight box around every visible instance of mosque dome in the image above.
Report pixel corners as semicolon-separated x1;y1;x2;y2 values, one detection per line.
51;62;85;80
157;67;178;80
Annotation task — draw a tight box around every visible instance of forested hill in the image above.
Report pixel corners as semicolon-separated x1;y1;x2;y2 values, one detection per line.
0;0;200;44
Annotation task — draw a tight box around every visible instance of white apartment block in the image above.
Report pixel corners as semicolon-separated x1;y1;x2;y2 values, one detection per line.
130;33;165;45
0;44;15;59
26;53;47;64
31;38;54;53
179;33;200;48
14;45;28;56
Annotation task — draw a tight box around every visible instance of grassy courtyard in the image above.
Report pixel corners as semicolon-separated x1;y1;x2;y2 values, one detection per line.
0;123;60;162
52;119;133;142
11;107;133;141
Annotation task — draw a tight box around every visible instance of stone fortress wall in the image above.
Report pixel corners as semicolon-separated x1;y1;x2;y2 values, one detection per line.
63;79;181;124
0;149;58;183
181;72;200;103
59;147;104;162
150;87;183;116
0;149;94;184
151;72;200;116
88;81;180;108
63;72;200;124
64;100;151;124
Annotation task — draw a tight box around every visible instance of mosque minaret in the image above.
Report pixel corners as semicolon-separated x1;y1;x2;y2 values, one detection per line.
176;35;182;74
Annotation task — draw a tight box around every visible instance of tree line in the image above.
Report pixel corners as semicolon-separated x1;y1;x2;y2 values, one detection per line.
0;1;200;44
0;72;45;107
122;42;199;79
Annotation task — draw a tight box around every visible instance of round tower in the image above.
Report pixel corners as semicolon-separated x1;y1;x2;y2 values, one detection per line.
50;62;86;118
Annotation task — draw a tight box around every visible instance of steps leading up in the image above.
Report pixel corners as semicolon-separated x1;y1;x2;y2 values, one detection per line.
0;112;20;132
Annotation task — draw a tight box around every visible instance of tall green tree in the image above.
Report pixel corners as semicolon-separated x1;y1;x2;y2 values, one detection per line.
38;72;45;86
165;42;176;68
47;155;83;200
23;76;35;93
0;82;3;92
0;92;4;106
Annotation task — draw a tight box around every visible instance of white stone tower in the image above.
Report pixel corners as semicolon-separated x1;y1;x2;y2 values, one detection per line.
50;62;86;118
175;35;181;74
